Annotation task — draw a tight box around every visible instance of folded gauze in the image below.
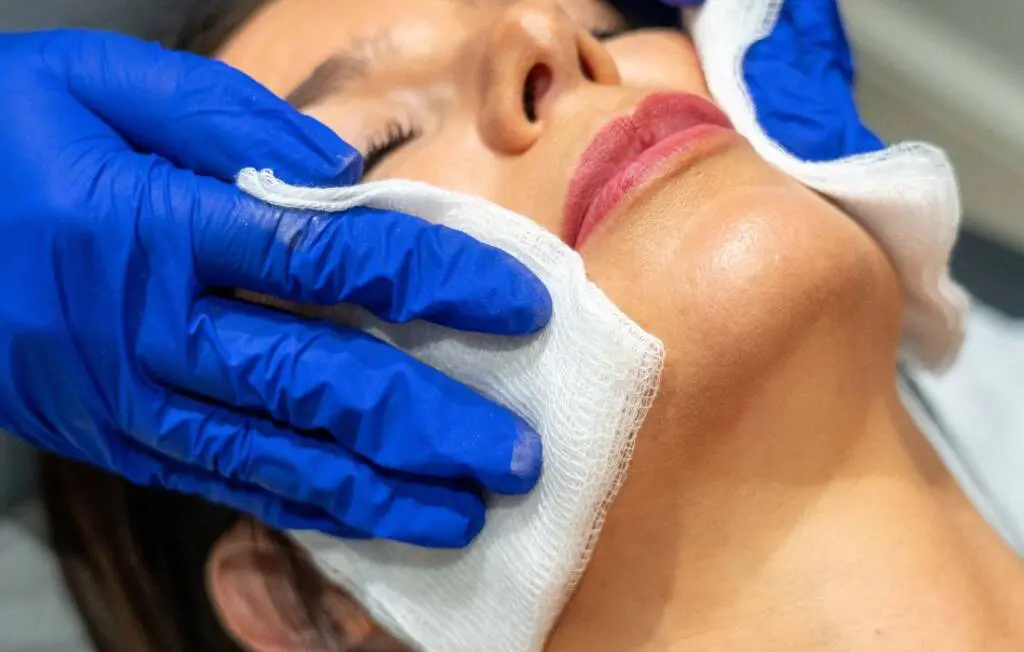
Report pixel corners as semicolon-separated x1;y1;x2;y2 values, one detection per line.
238;168;667;652
236;2;970;649
689;0;968;371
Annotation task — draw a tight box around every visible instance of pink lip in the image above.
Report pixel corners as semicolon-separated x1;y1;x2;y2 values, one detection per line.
562;92;736;249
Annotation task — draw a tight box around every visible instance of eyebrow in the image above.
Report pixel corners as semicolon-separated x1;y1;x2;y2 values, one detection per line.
285;50;373;109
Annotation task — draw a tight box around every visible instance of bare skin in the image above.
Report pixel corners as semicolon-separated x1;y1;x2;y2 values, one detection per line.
204;1;1024;650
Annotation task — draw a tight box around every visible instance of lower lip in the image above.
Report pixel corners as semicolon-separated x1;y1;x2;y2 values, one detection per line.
565;92;739;249
574;123;732;247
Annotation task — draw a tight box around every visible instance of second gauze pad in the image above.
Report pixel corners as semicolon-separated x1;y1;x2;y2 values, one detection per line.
238;168;667;652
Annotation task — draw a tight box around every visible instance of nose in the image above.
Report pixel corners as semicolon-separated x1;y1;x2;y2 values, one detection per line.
477;0;620;154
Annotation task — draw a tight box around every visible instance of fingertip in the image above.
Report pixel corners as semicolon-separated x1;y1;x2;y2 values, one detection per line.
432;500;487;548
477;245;552;335
269;111;364;186
382;496;486;549
453;245;553;335
214;63;363;185
510;420;544;489
516;267;554;334
459;502;487;547
462;410;543;497
485;418;543;496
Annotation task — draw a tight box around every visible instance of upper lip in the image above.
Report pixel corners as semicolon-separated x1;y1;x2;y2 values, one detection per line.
561;92;734;247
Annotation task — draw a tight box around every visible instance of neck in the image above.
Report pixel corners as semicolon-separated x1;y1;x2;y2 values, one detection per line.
549;252;1024;651
624;378;1022;651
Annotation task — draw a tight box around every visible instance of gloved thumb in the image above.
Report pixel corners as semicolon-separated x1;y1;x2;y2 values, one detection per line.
33;29;359;185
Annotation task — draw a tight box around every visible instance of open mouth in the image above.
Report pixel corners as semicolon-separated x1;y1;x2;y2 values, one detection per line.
562;92;736;249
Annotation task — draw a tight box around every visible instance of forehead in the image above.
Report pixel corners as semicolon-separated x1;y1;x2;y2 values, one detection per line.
217;0;622;97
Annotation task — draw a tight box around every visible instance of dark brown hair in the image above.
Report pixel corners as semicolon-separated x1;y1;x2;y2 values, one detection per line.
41;454;411;652
163;0;268;54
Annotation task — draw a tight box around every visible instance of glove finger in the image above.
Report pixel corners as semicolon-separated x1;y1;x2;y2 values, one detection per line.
35;29;359;185
38;437;365;536
742;0;883;160
191;180;551;335
129;393;486;547
119;443;370;537
140;295;542;496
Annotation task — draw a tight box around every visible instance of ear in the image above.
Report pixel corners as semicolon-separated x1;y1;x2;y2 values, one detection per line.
207;521;414;652
205;521;319;652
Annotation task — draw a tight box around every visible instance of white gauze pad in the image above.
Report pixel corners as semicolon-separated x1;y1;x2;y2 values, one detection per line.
689;0;969;371
238;168;666;652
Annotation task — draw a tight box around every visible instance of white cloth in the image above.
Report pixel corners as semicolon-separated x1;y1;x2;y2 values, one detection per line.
238;169;666;652
235;1;973;649
689;0;969;371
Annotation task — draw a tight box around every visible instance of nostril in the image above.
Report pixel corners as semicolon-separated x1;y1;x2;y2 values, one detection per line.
576;32;621;86
522;63;552;123
579;49;595;81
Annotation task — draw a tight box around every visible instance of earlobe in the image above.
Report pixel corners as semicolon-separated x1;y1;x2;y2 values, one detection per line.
205;522;315;652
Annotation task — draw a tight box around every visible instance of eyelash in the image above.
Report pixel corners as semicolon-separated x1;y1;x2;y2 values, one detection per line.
591;27;627;41
363;121;419;177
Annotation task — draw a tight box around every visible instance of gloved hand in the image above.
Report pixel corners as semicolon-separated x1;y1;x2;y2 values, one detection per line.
0;30;551;548
661;0;884;160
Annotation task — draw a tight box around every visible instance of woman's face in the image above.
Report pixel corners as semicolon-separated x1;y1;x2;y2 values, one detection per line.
219;0;880;353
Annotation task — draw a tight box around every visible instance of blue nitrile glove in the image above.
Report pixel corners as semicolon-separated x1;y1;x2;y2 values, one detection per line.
0;30;551;548
661;0;884;160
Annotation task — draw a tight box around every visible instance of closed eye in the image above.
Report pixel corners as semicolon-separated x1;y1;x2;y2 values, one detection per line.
362;122;419;178
590;26;628;41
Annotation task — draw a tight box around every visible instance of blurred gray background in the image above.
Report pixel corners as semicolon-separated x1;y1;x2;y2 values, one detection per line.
0;0;181;39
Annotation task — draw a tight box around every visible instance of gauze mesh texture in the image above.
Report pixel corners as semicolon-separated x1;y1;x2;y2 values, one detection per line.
688;0;969;371
238;169;666;652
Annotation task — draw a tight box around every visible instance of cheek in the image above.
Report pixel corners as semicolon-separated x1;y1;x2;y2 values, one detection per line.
381;126;501;193
609;31;709;98
375;127;569;237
